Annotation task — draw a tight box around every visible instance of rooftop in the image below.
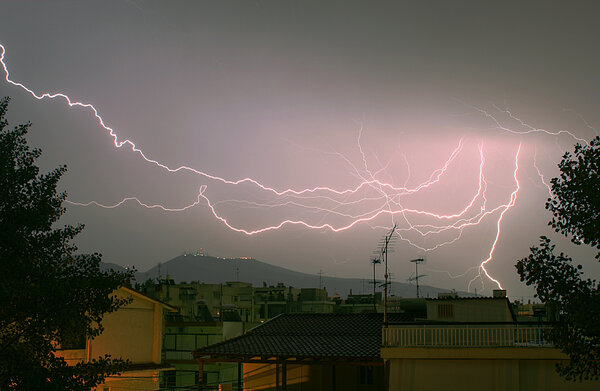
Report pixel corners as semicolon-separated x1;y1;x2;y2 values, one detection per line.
194;312;413;364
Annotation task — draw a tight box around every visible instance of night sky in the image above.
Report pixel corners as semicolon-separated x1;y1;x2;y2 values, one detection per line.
1;1;598;299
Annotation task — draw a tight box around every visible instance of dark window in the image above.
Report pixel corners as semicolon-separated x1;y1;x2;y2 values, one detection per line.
438;303;454;319
359;366;374;384
163;371;176;388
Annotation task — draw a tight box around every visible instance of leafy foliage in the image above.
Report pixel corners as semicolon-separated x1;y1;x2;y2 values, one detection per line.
547;137;600;258
0;97;133;390
517;237;600;381
516;136;600;382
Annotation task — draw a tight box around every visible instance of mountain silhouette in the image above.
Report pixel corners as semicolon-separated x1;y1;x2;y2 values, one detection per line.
113;254;470;298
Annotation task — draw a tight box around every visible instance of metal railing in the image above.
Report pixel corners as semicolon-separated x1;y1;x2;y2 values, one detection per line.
383;324;553;348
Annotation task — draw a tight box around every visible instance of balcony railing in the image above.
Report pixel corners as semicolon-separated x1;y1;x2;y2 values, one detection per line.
383;324;553;348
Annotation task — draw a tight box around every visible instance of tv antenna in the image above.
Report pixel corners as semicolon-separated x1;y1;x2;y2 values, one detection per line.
370;257;381;312
318;269;324;290
374;224;398;326
409;258;426;298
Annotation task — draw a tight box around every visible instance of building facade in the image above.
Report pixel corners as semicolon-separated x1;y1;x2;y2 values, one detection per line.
56;286;176;391
382;292;598;391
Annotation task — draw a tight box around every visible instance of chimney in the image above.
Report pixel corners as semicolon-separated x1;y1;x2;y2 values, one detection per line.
493;289;507;298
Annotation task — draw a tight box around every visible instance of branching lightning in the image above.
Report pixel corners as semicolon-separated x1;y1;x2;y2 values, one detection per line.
471;103;590;146
468;143;521;291
533;147;553;197
0;42;590;294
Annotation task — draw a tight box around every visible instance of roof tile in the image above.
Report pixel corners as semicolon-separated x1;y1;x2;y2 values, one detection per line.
194;313;412;360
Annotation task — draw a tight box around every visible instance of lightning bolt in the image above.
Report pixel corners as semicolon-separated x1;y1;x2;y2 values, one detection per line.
563;108;599;138
468;143;522;291
469;103;590;146
1;43;387;198
0;42;588;294
533;147;553;197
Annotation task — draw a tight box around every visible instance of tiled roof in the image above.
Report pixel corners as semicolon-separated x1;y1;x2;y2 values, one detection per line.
194;313;412;362
426;296;505;301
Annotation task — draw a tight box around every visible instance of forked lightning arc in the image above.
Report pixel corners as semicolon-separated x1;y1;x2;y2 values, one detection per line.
0;43;588;292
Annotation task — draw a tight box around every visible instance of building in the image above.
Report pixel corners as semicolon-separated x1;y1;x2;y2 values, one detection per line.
425;290;516;322
139;279;337;326
194;313;414;391
334;292;383;314
56;286;176;391
143;280;255;322
141;279;337;389
381;290;598;391
253;283;301;320
161;316;248;389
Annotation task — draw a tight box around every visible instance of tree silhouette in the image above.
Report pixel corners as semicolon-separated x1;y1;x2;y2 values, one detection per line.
517;136;600;382
0;97;132;390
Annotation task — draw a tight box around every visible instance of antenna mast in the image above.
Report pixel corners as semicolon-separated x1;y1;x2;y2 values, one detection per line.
410;258;425;298
318;269;324;290
376;224;397;326
370;257;381;312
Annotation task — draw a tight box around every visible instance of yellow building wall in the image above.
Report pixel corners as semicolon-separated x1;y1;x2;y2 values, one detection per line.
243;363;384;391
89;290;162;364
97;369;160;391
55;287;171;391
426;299;514;322
384;347;599;391
245;363;311;391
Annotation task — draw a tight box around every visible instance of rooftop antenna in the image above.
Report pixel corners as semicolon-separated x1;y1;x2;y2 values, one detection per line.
375;223;397;326
410;258;426;298
318;269;324;289
370;257;381;312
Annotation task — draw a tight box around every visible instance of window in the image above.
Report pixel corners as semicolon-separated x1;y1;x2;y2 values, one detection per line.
196;334;209;347
438;303;454;319
204;370;219;385
163;334;176;350
162;371;176;388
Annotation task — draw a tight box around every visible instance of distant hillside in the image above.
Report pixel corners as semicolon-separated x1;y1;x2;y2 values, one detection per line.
100;262;127;273
125;254;471;298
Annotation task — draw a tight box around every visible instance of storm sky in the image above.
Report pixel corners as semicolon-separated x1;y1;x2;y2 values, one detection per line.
1;1;599;298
